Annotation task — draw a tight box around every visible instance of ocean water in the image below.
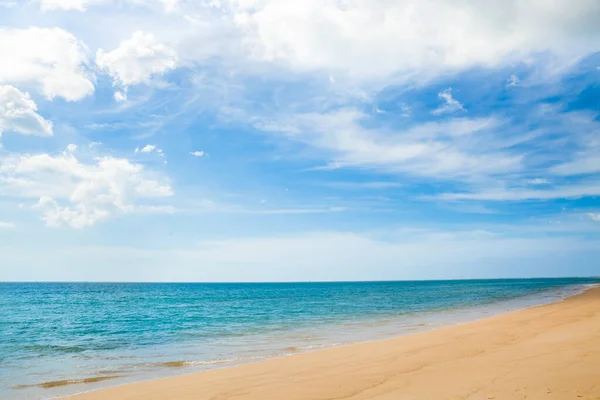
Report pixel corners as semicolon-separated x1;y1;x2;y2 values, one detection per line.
1;278;598;399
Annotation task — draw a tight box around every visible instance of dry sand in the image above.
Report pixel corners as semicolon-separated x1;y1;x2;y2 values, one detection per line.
68;286;600;400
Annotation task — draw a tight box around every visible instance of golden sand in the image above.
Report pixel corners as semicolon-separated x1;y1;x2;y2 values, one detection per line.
68;286;600;400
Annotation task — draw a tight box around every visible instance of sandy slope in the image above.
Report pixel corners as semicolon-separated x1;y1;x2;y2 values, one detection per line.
68;286;600;400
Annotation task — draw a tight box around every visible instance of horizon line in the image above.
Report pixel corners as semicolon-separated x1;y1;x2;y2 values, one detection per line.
2;276;599;284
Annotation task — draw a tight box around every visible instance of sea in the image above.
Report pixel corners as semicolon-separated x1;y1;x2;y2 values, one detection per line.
1;278;598;399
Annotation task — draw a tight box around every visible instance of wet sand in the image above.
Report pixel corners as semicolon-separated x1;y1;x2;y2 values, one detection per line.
67;286;600;400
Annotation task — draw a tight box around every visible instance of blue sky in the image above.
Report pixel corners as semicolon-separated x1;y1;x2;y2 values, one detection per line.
0;0;599;281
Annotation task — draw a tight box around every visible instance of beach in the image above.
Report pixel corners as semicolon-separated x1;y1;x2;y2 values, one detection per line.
65;285;600;400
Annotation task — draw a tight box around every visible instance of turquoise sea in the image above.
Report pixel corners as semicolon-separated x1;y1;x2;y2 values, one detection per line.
1;278;598;399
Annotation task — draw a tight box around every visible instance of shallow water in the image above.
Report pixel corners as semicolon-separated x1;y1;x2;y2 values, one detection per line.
1;278;598;399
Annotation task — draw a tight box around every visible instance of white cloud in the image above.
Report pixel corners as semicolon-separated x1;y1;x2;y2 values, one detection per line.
0;27;94;101
0;85;53;136
20;0;600;91
136;144;157;153
66;144;78;152
227;0;600;81
0;221;15;229
507;74;520;87
96;31;179;87
190;151;205;157
0;153;173;228
588;213;600;222
160;0;178;12
255;109;518;180
37;0;104;11
37;0;177;12
551;156;600;176
437;181;600;201
114;90;127;102
0;1;18;8
432;88;466;115
323;181;402;190
35;1;600;85
544;111;600;176
526;178;549;185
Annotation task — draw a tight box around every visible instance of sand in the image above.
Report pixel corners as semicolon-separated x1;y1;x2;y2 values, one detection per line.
67;286;600;400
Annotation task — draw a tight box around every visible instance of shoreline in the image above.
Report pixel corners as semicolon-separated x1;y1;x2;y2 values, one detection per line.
64;284;600;400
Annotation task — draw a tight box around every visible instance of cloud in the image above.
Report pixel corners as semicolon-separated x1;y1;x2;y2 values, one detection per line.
227;0;600;82
37;0;104;11
0;27;94;101
436;181;600;201
551;156;600;176
96;31;179;87
238;207;348;215
34;1;600;86
255;108;518;180
322;181;403;190
507;74;520;87
526;178;549;185
135;144;165;161
0;85;53;136
37;0;177;12
66;144;78;152
0;221;15;229
535;110;600;177
114;90;127;102
0;153;173;228
190;151;205;157
432;88;466;115
160;0;178;12
135;144;157;153
588;213;600;222
254;101;600;202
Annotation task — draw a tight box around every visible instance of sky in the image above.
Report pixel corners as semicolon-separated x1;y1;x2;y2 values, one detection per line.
0;0;599;282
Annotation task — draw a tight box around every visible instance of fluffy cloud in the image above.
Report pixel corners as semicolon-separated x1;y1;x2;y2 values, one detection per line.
22;1;600;89
0;153;173;228
0;27;94;101
135;144;157;153
96;31;179;87
114;90;127;102
66;144;78;152
0;85;53;136
135;144;165;160
190;151;205;157
227;0;600;81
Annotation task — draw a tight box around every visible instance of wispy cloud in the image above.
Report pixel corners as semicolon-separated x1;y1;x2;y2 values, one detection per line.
506;74;520;87
254;108;518;181
588;213;600;222
0;221;15;229
436;181;600;201
320;181;403;190
432;88;466;115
